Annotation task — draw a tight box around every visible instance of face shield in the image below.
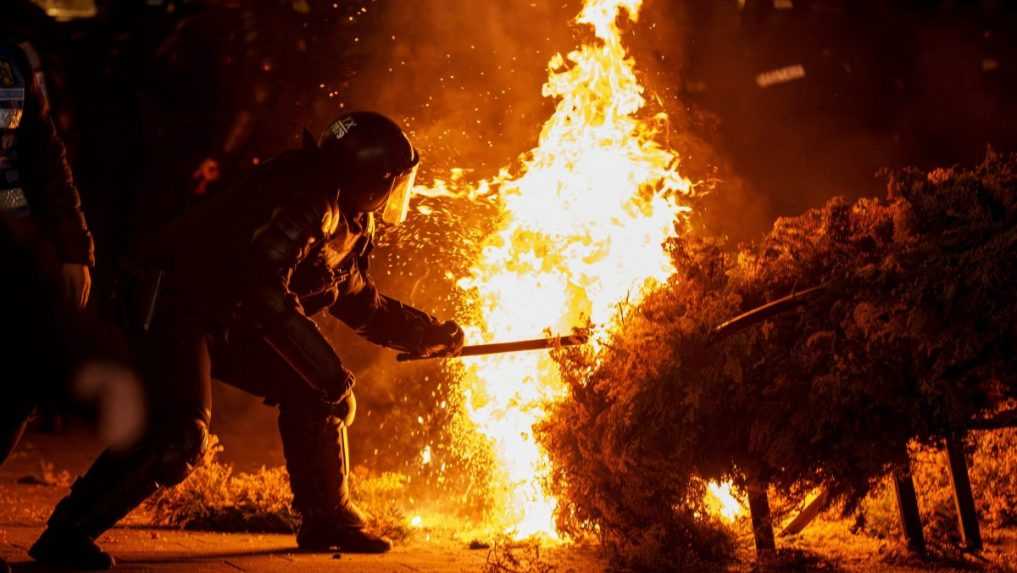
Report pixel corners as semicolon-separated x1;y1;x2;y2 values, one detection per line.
380;152;419;225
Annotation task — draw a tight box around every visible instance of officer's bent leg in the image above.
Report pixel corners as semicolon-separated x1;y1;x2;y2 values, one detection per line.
211;332;387;552
211;332;350;515
31;317;212;569
219;349;359;524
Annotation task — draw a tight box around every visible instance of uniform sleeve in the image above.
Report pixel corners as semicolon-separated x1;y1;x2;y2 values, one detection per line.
19;42;94;266
289;247;340;316
328;243;445;355
244;191;354;403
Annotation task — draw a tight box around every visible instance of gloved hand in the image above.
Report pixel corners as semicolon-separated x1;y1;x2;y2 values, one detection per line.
418;320;465;358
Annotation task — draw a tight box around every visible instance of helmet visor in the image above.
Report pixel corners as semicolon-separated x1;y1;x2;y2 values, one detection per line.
380;162;418;225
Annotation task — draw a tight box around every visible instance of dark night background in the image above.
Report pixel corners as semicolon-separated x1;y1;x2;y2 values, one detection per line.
13;0;1017;481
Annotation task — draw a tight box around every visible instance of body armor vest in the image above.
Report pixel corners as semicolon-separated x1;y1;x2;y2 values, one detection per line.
0;42;38;217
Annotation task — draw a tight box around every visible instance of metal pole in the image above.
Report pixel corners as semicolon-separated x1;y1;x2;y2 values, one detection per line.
396;333;589;362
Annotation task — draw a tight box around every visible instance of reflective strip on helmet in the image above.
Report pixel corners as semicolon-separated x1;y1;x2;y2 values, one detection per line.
328;116;357;141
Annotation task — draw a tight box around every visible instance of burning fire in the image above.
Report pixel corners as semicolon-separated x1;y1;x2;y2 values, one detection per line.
415;0;694;538
706;482;745;523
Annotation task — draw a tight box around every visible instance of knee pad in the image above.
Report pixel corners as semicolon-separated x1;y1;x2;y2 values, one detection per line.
153;419;209;486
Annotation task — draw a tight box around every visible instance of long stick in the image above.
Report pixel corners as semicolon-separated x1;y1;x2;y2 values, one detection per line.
712;284;828;339
396;333;589;362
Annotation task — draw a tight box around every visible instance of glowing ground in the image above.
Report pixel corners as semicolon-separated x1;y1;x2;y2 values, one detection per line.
0;430;602;572
3;430;1014;572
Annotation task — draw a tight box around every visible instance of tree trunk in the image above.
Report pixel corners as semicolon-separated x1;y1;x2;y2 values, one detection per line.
747;482;776;560
944;433;982;551
892;451;926;553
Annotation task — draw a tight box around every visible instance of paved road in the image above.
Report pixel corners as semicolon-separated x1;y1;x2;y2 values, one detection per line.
0;432;602;572
2;527;491;572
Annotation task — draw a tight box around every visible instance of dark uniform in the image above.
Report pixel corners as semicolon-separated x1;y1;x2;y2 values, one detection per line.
0;41;93;265
215;211;456;537
29;112;461;569
1;37;95;467
1;34;96;573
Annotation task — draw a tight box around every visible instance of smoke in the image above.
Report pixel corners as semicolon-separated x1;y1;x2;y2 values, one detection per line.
629;0;1017;243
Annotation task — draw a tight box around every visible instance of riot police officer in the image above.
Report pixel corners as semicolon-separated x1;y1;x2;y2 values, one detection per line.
2;8;97;572
28;112;463;569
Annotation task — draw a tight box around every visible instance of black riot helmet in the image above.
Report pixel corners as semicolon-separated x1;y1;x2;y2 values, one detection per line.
316;111;420;225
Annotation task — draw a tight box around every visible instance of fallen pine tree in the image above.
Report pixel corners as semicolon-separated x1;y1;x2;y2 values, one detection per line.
537;152;1017;570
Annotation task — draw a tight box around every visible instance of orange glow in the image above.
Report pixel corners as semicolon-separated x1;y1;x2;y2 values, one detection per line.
418;0;692;538
706;481;746;523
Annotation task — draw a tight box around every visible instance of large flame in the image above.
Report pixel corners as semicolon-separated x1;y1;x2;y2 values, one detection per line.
420;0;693;537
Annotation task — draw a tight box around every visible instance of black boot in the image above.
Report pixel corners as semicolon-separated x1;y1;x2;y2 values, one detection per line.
29;527;115;570
29;445;167;570
279;402;392;553
1;556;10;573
297;506;392;553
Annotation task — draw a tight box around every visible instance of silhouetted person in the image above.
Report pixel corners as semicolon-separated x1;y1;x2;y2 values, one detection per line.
30;112;463;569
